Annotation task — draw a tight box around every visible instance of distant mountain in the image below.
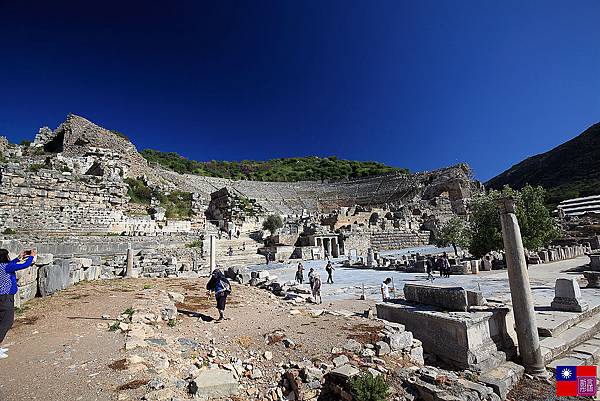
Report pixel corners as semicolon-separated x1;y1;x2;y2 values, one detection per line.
486;122;600;207
141;149;407;182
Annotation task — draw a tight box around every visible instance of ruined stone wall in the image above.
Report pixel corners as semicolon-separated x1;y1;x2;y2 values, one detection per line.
0;164;128;234
370;230;431;251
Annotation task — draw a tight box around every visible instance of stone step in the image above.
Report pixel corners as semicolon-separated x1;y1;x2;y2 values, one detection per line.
542;312;600;365
478;361;524;400
536;300;600;337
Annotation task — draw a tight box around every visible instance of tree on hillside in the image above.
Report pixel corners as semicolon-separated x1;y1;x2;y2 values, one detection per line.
434;217;471;257
262;214;283;235
468;185;559;257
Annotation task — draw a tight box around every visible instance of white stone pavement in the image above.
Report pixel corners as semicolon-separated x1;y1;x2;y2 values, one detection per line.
248;254;599;306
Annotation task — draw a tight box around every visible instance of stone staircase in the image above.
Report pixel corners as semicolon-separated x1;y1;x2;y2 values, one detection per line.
537;299;600;371
213;230;265;268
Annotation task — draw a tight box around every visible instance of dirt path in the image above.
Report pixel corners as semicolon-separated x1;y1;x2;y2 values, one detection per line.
0;278;381;401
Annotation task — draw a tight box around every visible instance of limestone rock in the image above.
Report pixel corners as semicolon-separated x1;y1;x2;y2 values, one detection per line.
189;369;238;397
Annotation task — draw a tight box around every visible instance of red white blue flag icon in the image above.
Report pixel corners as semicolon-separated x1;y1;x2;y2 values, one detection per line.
556;365;597;396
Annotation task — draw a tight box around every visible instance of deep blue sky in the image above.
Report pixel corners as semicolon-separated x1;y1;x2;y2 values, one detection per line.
1;1;599;181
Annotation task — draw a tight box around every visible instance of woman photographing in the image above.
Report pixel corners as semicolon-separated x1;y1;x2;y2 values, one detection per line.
0;248;36;359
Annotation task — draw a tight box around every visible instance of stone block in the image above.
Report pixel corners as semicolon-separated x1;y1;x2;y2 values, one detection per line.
330;364;360;379
403;284;468;311
478;362;524;400
551;278;589;312
35;253;54;266
38;262;71;296
17;281;38;303
189;369;238;397
16;264;39;286
386;331;413;351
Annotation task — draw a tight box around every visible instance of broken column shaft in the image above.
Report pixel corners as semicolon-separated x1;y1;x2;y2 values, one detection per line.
498;198;546;375
209;235;216;272
126;243;134;277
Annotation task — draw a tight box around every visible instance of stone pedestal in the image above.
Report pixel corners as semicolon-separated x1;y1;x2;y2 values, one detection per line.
551;278;589;312
125;245;134;277
583;271;600;288
588;254;600;271
366;248;374;268
498;198;546;376
209;235;216;272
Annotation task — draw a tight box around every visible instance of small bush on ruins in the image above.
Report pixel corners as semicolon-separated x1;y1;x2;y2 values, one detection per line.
469;185;559;257
141;149;406;182
110;130;129;141
186;240;203;248
263;214;283;235
349;371;389;401
156;190;193;219
167;319;176;327
125;178;193;219
2;228;16;235
125;177;153;204
28;163;46;173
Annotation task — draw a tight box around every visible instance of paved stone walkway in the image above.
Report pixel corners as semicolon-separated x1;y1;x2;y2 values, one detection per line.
249;255;598;306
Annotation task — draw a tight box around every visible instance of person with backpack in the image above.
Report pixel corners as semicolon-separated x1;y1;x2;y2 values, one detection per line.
1;248;36;359
325;261;335;284
311;272;322;304
206;269;231;322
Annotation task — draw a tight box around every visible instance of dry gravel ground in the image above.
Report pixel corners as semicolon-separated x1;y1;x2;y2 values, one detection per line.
0;276;575;401
0;278;380;401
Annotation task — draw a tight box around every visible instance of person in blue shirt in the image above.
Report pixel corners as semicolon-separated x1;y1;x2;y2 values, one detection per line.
0;248;36;359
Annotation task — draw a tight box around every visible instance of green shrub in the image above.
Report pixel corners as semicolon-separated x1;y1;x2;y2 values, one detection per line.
2;228;16;235
167;319;176;328
28;163;46;173
124;177;153;204
140;149;406;182
349;371;389;401
186;240;203;248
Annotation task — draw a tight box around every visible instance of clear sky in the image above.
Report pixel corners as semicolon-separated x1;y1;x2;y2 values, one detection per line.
1;1;599;181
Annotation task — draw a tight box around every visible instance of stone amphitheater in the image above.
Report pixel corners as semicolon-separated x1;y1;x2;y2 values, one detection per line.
0;114;478;236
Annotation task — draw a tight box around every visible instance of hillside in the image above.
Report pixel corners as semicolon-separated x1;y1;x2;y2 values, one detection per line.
141;149;406;182
486;122;600;206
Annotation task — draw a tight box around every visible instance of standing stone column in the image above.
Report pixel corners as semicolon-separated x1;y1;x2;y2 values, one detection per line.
126;243;134;278
209;235;216;272
498;198;546;375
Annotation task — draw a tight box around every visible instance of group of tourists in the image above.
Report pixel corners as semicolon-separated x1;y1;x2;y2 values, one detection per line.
294;260;335;305
426;252;451;280
0;248;37;359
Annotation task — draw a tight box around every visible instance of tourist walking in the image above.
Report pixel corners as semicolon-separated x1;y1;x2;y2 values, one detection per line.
436;255;445;278
308;268;316;289
1;248;36;359
206;269;231;322
381;277;393;301
311;272;322;304
426;256;436;282
295;263;304;284
325;261;335;284
442;252;451;278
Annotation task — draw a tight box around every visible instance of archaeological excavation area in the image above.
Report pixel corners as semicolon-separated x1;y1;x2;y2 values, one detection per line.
1;115;600;401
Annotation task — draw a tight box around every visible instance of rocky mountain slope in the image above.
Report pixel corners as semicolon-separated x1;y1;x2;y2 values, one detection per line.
486;122;600;206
